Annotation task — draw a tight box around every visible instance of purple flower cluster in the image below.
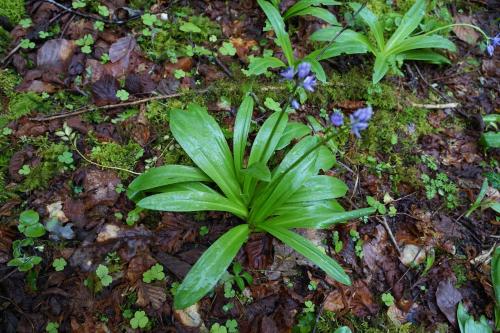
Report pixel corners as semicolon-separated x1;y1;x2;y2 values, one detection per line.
280;62;317;93
487;33;500;57
349;106;373;138
330;112;344;126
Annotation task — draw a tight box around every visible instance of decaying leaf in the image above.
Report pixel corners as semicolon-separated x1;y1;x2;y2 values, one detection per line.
436;280;462;325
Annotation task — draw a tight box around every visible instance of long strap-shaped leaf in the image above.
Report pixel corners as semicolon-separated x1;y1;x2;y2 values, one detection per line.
258;0;295;66
274;199;345;215
170;104;243;206
384;0;425;51
349;2;385;51
243;111;288;199
249;136;319;223
372;54;389;84
260;224;351;285
284;0;340;20
286;175;348;203
286;7;338;25
137;182;248;218
263;206;376;229
398;50;451;64
174;224;250;309
233;95;254;183
309;41;371;61
387;35;456;56
127;165;211;200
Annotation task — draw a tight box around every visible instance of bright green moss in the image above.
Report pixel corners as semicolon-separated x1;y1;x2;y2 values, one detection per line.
0;26;11;55
0;69;21;97
18;143;68;192
90;141;144;179
0;0;25;25
313;68;397;111
0;92;44;128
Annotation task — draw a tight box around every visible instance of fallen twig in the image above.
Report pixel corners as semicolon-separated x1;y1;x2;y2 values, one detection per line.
32;88;211;121
41;0;140;25
379;216;402;256
411;102;459;109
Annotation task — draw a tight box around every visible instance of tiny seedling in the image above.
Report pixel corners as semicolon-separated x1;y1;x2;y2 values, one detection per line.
210;320;238;333
45;322;59;333
20;39;35;49
72;0;86;9
367;196;387;214
19;18;32;28
115;183;125;194
39;31;51;39
76;34;94;54
199;226;209;236
130;310;149;329
231;262;253;292
141;13;158;27
18;210;46;238
18;165;31;175
174;69;186;79
52;258;67;271
116;89;130;101
8;239;42;272
307;280;318;291
122;309;133;319
143;263;165;283
219;41;237;56
97;5;109;17
381;292;395;306
55;123;76;142
349;229;363;259
96;264;113;287
94;21;105;32
126;207;142;226
58;151;74;165
332;230;343;253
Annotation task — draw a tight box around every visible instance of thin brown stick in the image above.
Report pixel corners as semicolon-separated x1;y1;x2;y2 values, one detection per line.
41;0;140;25
32;88;211;121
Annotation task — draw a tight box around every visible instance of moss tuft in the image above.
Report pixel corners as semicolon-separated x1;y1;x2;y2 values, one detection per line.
18;143;68;192
0;0;25;25
0;69;21;97
0;92;44;128
90;141;144;179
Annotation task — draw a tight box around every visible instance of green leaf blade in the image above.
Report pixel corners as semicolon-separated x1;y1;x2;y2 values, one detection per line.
127;165;211;199
233;95;254;181
170;104;243;205
258;0;295;65
174;224;250;309
260;224;351;285
138;184;247;218
264;206;376;229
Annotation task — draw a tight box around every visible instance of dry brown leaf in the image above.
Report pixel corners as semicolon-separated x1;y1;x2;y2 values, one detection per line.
453;15;480;45
136;281;167;310
436;280;462;325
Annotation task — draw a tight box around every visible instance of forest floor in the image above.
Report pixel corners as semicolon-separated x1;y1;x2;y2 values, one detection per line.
0;0;499;332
